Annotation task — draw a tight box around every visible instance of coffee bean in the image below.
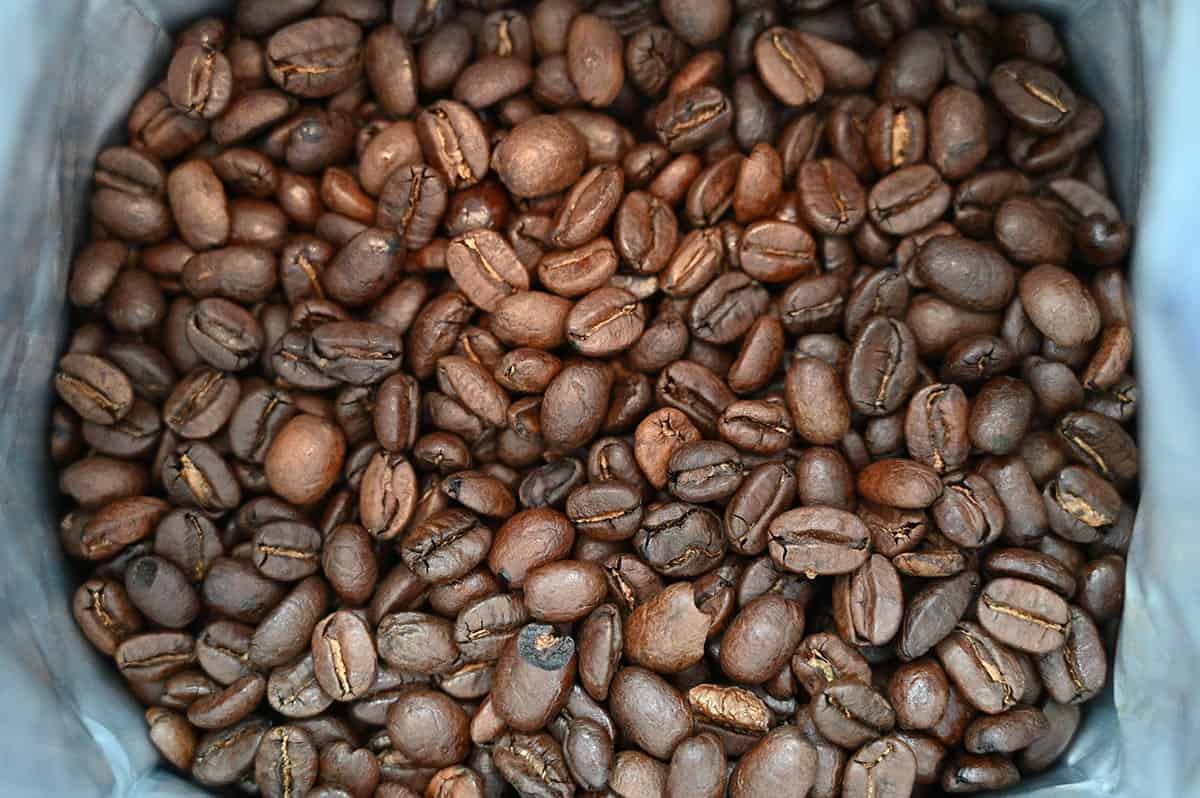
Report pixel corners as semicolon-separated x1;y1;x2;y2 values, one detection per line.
610;667;692;759
754;27;824;108
192;717;270;787
311;610;376;701
729;725;817;798
915;236;1016;313
990;60;1077;134
834;554;903;646
655;86;734;153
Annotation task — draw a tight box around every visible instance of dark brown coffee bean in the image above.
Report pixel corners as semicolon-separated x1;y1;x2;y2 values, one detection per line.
518;457;587;509
728;724;817;798
73;577;143;655
768;505;870;577
898;571;981;661
632;500;724;579
811;678;896;749
753;27;824;108
941;753;1021;793
932;472;1006;549
493;732;573;798
655;86;734;153
621;581;708;675
487;508;575;588
311;610;377;701
976;577;1069;655
567;14;625;107
116;631;197;683
266;17;364;98
845;317;919;416
415;100;490;191
609;667;692;759
842;737;918;798
834;554;903;646
936;622;1027;715
990;59;1077;134
492;623;576;731
191;717;270;787
717;594;804;684
55;354;134;426
385;688;469;767
493;115;588;199
868;164;952;236
915;236;1016;313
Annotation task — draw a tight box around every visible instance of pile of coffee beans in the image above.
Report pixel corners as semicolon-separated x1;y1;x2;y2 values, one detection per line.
53;0;1138;795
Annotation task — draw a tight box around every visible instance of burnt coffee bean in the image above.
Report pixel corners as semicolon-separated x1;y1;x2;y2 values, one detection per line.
492;623;576;731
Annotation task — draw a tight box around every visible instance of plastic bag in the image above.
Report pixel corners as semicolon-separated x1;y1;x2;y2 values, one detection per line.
0;0;1192;795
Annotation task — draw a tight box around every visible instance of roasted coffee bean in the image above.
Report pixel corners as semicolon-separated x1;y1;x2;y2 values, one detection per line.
846;318;919;416
384;688;469;768
936;622;1027;715
768;506;869;577
899;571;981;662
191;717;271;787
609;667;692;759
492;623;576;731
634;501;726;578
518;457;587;509
915;236;1016;313
990;59;1077;134
812;679;896;749
55;354;135;426
719;594;805;684
869;165;952;236
311;610;377;701
656;86;734;153
834;554;903;646
267;653;334;719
